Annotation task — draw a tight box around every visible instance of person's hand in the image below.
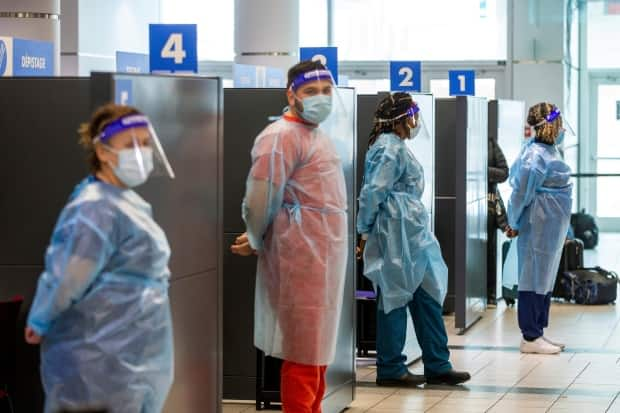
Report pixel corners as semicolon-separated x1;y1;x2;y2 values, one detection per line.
356;239;366;260
231;232;256;256
506;227;519;238
25;326;42;345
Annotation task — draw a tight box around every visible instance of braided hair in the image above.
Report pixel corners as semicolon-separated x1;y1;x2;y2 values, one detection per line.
368;92;414;147
527;102;563;144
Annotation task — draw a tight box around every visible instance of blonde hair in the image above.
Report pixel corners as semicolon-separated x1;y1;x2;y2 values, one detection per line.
78;104;142;172
527;102;563;144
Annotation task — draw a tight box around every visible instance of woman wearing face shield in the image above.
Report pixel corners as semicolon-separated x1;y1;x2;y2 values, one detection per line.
25;104;175;413
231;60;347;412
357;93;470;387
507;103;572;354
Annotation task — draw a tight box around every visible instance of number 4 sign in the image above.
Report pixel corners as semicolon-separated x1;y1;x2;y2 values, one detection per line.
390;61;422;92
449;70;475;96
149;24;197;74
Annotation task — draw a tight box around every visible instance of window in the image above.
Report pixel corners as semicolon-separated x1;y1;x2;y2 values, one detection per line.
160;0;234;61
300;0;328;47
333;0;507;61
587;1;620;69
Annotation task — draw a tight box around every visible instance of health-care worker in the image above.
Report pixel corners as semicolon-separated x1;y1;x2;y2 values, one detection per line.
357;93;470;387
231;60;348;413
25;104;176;413
507;102;572;354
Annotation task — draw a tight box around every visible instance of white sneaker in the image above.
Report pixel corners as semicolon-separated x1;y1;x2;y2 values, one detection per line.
520;337;562;354
543;336;566;351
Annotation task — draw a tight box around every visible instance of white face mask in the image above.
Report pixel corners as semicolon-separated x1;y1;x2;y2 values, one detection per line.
108;147;154;187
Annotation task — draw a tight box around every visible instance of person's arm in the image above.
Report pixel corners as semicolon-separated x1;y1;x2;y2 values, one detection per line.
357;143;403;237
489;139;509;184
241;132;298;251
26;206;114;338
507;157;545;231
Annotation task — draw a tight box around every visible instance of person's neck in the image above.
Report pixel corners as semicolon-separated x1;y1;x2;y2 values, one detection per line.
393;125;407;139
285;108;316;126
96;166;126;188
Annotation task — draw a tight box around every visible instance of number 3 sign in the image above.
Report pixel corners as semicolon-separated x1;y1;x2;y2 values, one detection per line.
390;61;421;92
149;24;198;74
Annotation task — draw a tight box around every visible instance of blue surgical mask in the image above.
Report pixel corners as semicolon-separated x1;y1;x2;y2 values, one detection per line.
556;129;566;146
297;94;333;124
110;147;154;187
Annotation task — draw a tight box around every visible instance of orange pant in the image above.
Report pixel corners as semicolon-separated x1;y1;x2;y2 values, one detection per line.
281;361;327;413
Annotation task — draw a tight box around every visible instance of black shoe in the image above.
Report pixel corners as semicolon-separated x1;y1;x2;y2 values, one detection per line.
426;369;471;385
376;372;426;387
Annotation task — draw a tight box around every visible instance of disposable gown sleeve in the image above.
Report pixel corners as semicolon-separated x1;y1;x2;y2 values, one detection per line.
27;205;114;336
357;143;403;235
507;156;546;231
242;131;298;251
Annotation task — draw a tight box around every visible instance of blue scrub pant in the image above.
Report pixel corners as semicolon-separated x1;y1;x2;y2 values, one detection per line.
376;288;452;379
518;291;552;340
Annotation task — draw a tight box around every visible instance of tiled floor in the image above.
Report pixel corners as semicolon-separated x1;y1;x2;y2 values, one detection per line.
224;234;620;412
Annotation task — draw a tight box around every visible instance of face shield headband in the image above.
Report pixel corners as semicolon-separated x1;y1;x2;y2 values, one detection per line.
535;107;561;127
93;115;151;144
374;101;420;124
290;69;334;91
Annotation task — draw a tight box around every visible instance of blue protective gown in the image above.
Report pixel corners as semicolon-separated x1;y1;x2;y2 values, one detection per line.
507;139;573;294
27;176;173;413
357;133;448;314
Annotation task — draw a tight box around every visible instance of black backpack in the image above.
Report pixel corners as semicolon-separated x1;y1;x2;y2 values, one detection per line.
571;210;599;249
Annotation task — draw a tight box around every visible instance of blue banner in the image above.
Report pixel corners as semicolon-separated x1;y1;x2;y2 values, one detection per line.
299;47;338;84
390;61;422;92
115;79;133;105
233;64;258;88
116;51;149;74
449;70;475;96
265;67;285;88
149;24;197;73
12;38;53;76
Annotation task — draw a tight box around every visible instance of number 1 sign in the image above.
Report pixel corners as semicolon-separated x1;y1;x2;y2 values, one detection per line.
149;24;197;74
449;70;475;96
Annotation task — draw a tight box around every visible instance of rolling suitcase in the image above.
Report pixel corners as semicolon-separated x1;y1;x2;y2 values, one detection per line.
553;239;584;299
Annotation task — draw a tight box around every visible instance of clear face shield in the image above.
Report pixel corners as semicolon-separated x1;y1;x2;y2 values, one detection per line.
288;68;351;127
534;107;575;146
94;114;175;187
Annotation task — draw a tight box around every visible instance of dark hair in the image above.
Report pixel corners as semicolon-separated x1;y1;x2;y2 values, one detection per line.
368;92;413;147
78;103;142;173
287;60;327;89
527;102;563;144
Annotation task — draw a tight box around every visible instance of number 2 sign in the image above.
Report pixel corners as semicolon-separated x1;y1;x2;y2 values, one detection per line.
449;70;475;96
390;61;421;92
149;24;197;74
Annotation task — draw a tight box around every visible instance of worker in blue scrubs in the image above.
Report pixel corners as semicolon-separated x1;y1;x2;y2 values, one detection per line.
507;102;573;354
357;92;470;387
25;104;176;413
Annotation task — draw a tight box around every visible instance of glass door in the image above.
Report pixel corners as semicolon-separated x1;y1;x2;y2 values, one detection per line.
589;75;620;231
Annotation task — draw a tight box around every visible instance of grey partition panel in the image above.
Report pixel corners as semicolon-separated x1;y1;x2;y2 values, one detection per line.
92;73;225;413
435;97;488;332
0;78;92;413
223;88;356;412
488;100;525;299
